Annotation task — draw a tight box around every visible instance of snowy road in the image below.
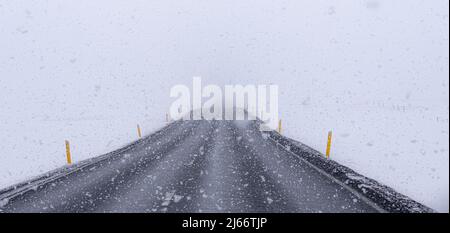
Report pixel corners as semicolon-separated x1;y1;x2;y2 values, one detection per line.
1;120;380;213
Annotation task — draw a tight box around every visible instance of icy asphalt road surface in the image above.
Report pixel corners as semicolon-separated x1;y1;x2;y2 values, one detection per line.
1;120;379;213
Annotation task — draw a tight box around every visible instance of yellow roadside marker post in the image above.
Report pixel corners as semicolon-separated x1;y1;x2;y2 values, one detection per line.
137;124;142;138
65;140;72;165
326;131;332;159
278;119;282;134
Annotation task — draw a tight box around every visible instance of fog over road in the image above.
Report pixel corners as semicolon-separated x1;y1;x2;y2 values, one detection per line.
1;120;380;213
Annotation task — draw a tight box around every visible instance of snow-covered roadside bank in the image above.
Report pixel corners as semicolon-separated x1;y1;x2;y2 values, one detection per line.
282;101;448;212
0;116;164;189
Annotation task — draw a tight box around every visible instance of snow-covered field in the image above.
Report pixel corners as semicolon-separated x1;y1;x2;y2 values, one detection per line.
0;0;448;212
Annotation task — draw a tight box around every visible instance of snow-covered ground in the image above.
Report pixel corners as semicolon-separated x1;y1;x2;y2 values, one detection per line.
0;0;448;212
